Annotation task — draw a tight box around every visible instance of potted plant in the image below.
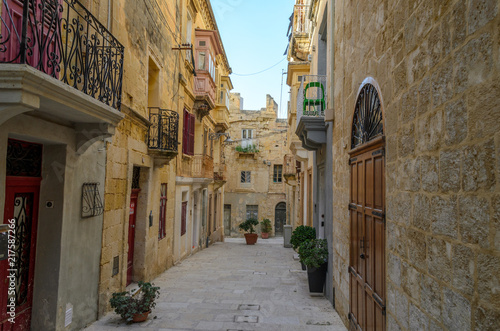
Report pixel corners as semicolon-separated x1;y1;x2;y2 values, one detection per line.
110;281;160;323
290;225;316;270
239;218;259;245
298;239;328;293
260;218;272;239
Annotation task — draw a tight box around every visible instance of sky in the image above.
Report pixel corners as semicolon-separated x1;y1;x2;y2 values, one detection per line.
211;0;295;118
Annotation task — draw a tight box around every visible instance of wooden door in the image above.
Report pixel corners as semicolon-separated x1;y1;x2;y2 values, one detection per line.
127;189;140;286
349;144;385;331
1;177;41;330
274;202;286;236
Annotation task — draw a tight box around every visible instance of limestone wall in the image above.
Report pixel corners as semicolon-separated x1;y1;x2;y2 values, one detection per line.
332;0;500;329
225;94;288;236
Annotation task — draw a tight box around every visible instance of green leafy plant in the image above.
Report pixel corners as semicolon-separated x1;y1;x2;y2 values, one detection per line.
110;281;160;322
290;225;316;250
236;144;260;153
239;218;259;234
298;239;328;268
260;218;272;233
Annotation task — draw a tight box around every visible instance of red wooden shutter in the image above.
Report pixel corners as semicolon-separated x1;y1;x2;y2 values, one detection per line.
189;113;195;155
183;109;189;154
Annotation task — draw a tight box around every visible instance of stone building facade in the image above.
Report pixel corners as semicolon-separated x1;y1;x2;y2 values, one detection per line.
98;0;232;320
288;0;500;330
224;94;288;237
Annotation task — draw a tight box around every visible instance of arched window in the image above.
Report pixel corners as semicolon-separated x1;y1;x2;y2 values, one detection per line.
351;83;384;149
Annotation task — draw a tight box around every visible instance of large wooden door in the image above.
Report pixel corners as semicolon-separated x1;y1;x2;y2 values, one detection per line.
1;178;40;331
349;143;385;331
127;189;140;286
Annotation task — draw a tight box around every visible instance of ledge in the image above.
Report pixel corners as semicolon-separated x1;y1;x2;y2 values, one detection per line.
295;116;327;151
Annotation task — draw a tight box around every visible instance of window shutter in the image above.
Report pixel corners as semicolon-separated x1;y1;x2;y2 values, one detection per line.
183;110;189;154
189;114;195;155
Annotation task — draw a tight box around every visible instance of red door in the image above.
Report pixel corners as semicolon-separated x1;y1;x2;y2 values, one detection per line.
127;189;140;286
0;177;41;330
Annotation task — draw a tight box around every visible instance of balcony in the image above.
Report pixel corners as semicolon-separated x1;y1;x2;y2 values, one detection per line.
236;139;259;158
148;108;179;166
0;0;124;152
288;4;312;61
295;75;327;151
192;154;214;179
283;154;297;185
213;163;227;188
213;106;230;132
194;72;216;116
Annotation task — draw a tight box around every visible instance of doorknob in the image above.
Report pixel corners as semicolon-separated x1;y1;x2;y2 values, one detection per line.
360;253;366;259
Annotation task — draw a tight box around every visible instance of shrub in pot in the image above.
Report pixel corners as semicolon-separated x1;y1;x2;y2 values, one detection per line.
239;218;259;245
110;281;160;323
260;218;272;239
298;239;328;293
290;225;316;269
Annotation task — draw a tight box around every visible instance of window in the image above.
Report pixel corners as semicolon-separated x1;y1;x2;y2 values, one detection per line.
242;129;253;140
241;171;251;183
273;165;283;183
198;51;206;70
182;109;195;155
246;205;258;220
159;183;167;239
181;201;187;236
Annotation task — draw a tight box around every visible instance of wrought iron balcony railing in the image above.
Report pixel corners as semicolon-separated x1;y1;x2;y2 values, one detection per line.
0;0;124;110
296;75;327;128
148;107;179;153
292;4;311;35
192;154;213;179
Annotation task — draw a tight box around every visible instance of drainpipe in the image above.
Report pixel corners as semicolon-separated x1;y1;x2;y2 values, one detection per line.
107;0;111;31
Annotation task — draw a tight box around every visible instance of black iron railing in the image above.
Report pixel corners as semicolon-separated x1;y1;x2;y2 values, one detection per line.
0;0;124;110
148;107;179;153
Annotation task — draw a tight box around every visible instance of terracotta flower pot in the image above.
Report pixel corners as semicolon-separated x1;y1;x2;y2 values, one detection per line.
132;310;151;323
261;232;269;239
244;233;258;245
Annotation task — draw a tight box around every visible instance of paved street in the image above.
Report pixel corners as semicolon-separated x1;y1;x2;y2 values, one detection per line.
85;237;346;331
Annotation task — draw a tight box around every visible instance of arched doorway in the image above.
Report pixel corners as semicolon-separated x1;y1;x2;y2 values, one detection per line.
274;202;286;236
348;80;386;331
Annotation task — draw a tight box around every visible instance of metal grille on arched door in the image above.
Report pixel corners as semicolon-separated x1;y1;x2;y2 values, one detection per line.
351;83;383;149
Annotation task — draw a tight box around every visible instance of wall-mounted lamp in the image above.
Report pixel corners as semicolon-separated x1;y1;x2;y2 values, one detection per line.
208;132;235;145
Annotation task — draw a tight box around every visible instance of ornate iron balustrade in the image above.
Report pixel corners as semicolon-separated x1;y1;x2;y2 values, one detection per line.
148;107;179;153
0;0;124;110
292;4;311;35
296;75;327;128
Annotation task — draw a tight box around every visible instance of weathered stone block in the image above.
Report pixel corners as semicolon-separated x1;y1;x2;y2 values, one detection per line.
477;253;500;308
397;158;420;192
407;228;427;270
396;290;409;329
468;83;500;139
462;140;496;191
459;195;490;247
442;288;471;331
427;236;452;282
428;25;442;70
401;89;418;124
418;76;431;115
413;193;431;231
494;195;500;250
444;99;468;146
394;60;408;94
451;0;467;49
388;221;408;258
439;149;461;192
431;195;458;238
402;261;421;301
417;109;443;153
410;302;428;330
454;33;493;94
474;304;500;331
388;253;402;287
422;156;439;192
452;244;475;296
398;124;415;157
404;14;417;52
388;313;402;331
431;61;453;107
407;40;428;84
420;274;442;321
391;191;413;224
468;0;498;34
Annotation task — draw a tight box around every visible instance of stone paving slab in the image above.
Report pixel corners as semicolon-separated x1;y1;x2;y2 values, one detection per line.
84;238;347;331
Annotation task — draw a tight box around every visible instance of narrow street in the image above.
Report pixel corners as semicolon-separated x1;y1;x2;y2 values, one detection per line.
85;238;346;331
